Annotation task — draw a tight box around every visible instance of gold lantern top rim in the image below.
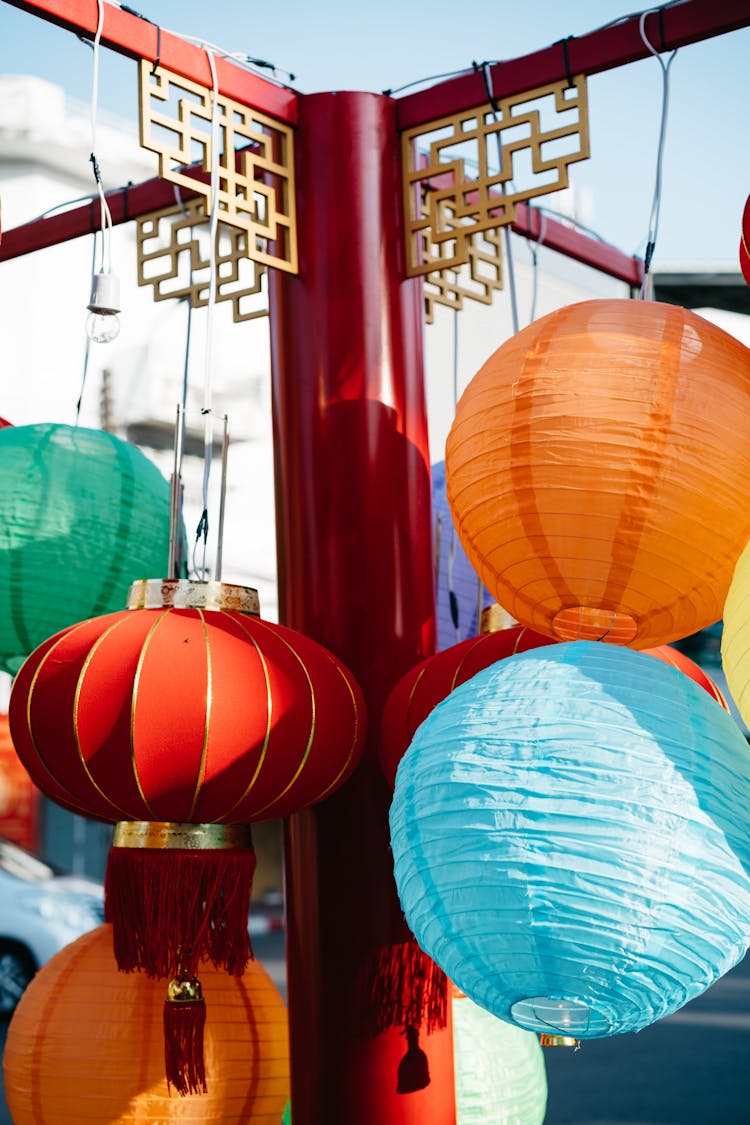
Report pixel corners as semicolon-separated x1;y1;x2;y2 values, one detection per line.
127;578;260;616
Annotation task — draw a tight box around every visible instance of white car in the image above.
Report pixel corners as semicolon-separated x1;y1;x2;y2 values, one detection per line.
0;838;104;1015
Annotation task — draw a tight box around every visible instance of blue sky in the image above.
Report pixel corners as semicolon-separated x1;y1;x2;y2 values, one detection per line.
1;0;749;268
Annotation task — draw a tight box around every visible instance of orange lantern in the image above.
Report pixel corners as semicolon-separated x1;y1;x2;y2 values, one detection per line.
2;924;290;1122
446;299;750;649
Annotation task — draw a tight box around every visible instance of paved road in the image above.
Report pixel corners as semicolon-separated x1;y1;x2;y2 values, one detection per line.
543;949;750;1124
1;939;748;1123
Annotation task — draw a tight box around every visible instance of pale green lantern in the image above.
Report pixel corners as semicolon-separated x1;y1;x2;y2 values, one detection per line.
0;423;172;674
453;992;547;1125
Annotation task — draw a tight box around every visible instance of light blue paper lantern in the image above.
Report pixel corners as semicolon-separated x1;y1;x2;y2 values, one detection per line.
453;992;547;1124
390;642;750;1039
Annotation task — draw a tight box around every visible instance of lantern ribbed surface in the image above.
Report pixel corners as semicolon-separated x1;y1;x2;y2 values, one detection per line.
379;630;728;787
390;642;750;1038
445;300;750;649
0;423;172;675
3;924;289;1123
379;626;553;787
9;603;365;823
453;993;547;1125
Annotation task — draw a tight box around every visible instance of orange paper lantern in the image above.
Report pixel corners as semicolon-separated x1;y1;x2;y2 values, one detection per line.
446;299;750;649
2;924;289;1124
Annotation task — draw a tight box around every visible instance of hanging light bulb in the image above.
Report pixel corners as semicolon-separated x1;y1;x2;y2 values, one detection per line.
86;270;120;343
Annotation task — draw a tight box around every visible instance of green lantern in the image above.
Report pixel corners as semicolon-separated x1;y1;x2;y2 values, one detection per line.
453;992;547;1125
0;423;172;674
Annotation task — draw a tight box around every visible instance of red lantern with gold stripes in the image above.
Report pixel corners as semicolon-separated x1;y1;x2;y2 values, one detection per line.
379;626;727;787
9;578;365;1093
380;624;552;787
741;193;750;287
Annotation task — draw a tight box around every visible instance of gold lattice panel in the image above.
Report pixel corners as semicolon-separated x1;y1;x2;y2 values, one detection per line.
137;199;268;323
423;198;504;323
403;75;589;277
139;60;297;273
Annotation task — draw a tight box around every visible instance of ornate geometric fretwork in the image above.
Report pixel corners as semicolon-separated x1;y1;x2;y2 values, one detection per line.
138;60;297;273
403;76;589;277
136;199;268;323
423;198;504;323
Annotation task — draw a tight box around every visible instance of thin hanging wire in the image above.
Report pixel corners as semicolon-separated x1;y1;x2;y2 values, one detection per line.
382;1;684;97
637;11;678;299
480;63;520;336
168;404;185;578
447;289;461;643
192;46;222;580
75;234;99;423
215;415;230;582
174;186;193;459
100;1;295;84
166;187;194;578
89;0;114;275
500;215;520;335
527;207;548;324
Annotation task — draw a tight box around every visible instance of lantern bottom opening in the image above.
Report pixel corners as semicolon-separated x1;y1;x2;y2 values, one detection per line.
552;606;637;644
511;996;592;1036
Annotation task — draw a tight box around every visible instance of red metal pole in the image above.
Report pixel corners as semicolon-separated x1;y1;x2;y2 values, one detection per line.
268;91;456;1125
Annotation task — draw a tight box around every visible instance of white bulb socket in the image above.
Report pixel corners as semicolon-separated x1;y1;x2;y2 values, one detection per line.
87;270;121;315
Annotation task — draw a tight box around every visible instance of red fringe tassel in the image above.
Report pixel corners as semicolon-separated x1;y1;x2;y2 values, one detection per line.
358;939;448;1037
105;847;256;978
164;997;207;1097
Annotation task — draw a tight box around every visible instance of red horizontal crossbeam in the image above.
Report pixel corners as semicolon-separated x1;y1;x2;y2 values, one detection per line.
512;203;643;287
0;175;199;261
0;169;644;287
420;166;644;287
3;0;299;124
397;0;750;128
0;142;269;261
